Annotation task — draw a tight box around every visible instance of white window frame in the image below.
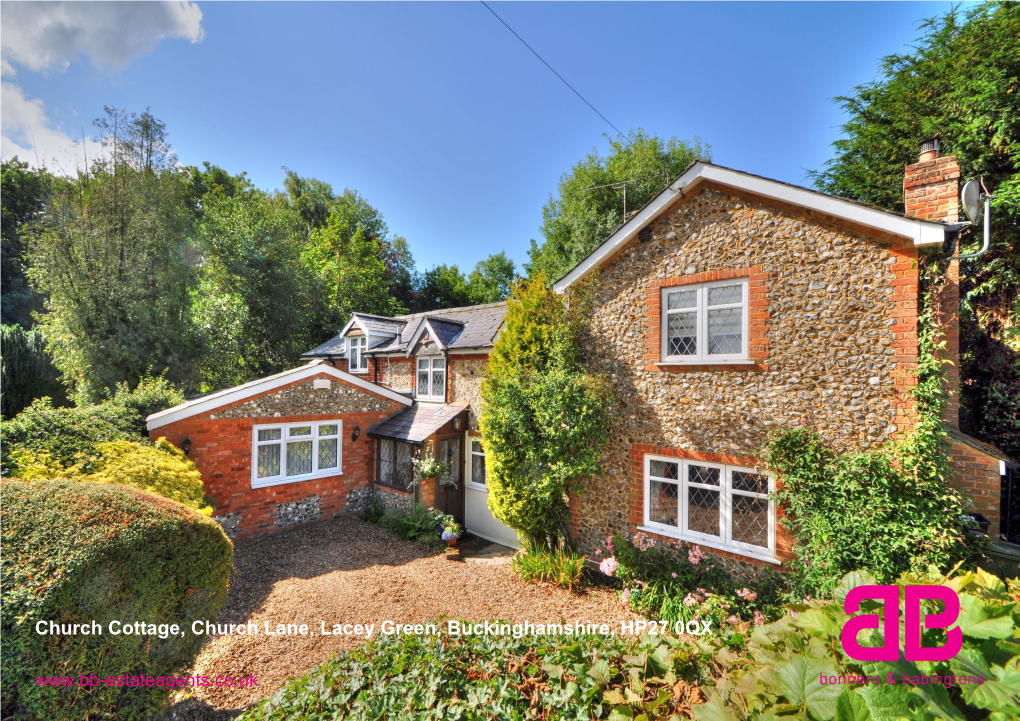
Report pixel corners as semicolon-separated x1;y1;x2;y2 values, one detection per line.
660;278;750;364
251;420;343;488
348;336;368;374
415;356;446;401
465;434;487;491
639;454;776;564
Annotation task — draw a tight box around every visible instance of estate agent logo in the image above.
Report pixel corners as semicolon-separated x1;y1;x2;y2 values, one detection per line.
842;585;962;662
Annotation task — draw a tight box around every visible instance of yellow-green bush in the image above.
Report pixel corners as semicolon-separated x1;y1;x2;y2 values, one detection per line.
9;438;212;515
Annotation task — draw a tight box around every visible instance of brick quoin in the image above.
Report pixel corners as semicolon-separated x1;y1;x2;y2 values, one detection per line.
150;373;405;541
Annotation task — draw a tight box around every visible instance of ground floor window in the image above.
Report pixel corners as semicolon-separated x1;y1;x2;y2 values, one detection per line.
642;454;774;560
252;420;341;488
467;438;486;489
378;438;414;489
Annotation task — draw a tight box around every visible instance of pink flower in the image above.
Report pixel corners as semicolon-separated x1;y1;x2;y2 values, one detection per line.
728;616;741;625
621;588;630;608
606;536;615;554
736;588;757;602
599;557;619;577
671;572;678;579
683;593;701;607
688;545;705;566
789;609;798;618
753;611;765;627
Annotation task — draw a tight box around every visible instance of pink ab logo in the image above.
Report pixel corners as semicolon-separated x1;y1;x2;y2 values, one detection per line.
841;585;962;662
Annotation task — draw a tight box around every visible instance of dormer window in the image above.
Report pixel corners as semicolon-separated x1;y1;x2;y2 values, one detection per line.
416;357;446;401
348;336;368;373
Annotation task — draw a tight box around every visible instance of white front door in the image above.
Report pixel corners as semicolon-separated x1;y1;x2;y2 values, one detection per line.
463;433;519;548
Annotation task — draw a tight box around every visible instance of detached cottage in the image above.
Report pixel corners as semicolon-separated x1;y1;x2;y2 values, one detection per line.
148;144;1011;568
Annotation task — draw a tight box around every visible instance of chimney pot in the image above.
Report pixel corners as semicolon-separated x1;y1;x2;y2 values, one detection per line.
918;137;941;162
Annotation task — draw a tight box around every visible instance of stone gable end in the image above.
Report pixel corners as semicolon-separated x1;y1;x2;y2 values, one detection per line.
209;375;398;420
572;182;921;564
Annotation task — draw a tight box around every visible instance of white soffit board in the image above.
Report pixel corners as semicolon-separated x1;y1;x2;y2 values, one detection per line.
146;362;411;430
553;162;946;292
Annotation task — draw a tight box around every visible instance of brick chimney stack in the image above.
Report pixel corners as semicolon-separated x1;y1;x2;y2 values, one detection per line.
903;139;961;427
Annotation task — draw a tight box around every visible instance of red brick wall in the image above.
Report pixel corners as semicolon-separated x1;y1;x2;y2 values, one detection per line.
150;376;404;540
950;440;1003;538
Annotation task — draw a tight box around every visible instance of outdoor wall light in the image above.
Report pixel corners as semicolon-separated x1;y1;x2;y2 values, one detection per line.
182;437;192;456
453;418;463;432
351;426;361;441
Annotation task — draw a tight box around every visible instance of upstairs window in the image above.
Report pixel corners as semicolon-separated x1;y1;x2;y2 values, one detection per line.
416;357;446;400
348;336;368;373
661;279;748;363
252;420;341;488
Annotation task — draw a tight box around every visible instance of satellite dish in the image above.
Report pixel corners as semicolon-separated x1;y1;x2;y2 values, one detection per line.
961;179;983;223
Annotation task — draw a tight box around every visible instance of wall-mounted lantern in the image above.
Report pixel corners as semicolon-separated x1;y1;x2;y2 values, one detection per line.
182;437;192;456
452;417;463;432
351;425;361;441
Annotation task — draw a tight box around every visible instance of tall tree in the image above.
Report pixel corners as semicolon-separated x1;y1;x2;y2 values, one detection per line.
467;251;517;304
28;108;200;403
810;2;1019;457
413;263;471;312
195;190;314;390
1;158;50;327
526;129;709;282
303;208;405;334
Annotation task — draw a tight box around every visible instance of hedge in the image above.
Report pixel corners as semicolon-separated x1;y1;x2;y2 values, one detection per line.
0;480;233;720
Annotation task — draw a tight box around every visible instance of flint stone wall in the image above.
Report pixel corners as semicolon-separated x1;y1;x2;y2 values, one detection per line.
450;357;488;430
211;378;394;419
573;184;918;558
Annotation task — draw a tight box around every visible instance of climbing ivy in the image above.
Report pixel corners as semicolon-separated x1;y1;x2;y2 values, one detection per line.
761;256;983;596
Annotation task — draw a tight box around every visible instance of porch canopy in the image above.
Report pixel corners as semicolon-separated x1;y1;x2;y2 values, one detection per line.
368;402;469;444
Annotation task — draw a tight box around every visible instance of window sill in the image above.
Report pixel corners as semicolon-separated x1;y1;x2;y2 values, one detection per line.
637;525;780;565
655;359;756;367
373;480;414;494
252;469;342;489
465;482;488;492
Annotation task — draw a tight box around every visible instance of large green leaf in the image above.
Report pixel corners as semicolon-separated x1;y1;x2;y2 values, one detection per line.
775;655;841;720
957;595;1014;639
835;688;872;721
859;682;916;721
793;609;842;639
693;692;741;721
587;660;612;688
835;571;879;606
906;675;965;720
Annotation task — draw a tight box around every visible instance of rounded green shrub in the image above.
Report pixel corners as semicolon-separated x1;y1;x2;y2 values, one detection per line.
1;479;233;720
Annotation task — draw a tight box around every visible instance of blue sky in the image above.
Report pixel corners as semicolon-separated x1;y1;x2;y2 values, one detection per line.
2;1;961;273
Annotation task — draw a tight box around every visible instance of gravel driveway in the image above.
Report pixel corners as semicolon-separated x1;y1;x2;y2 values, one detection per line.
170;515;636;718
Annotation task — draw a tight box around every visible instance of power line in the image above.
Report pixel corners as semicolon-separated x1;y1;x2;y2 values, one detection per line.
479;1;627;143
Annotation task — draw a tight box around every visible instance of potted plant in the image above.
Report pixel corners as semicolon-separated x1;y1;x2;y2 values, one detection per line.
438;514;462;547
411;450;448;487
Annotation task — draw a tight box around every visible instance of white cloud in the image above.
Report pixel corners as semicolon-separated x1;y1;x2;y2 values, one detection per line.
1;2;204;168
1;1;204;75
1;81;101;170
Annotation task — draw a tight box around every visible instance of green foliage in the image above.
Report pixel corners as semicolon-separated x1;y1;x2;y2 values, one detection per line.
608;533;789;629
237;623;708;721
511;546;588;592
1;397;140;475
411;450;449;481
761;259;981;596
104;373;186;434
0;323;65;418
303;207;406;334
376;502;448;547
195;189;316;389
526;129;709;281
413;263;472;312
11;438;213;514
481;275;612;548
468;251;518;304
694;568;1020;721
28;108;201;403
810;2;1020;459
1;157;49;327
0;479;232;720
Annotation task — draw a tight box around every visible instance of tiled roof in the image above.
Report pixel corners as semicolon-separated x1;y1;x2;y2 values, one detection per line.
947;427;1016;465
354;313;407;337
368;402;469;443
302;301;507;358
302;334;347;358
